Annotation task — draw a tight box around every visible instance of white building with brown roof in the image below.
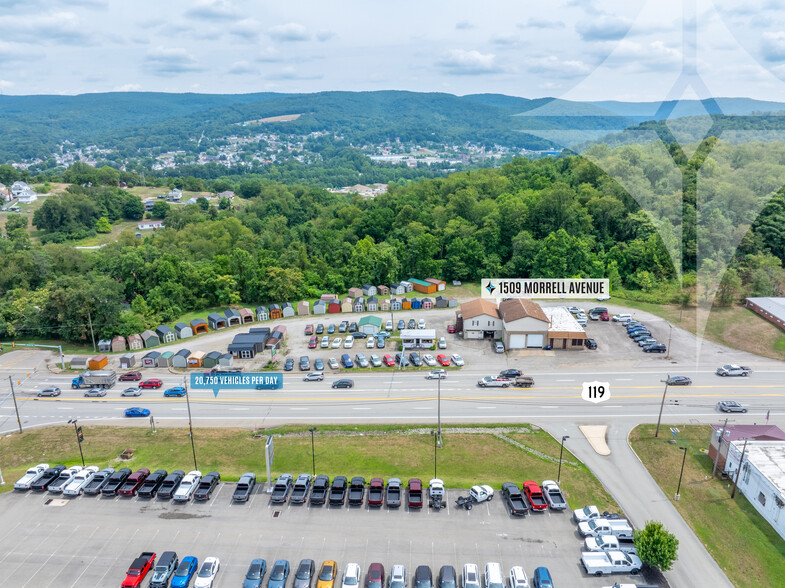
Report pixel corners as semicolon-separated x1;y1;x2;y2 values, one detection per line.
498;298;550;349
455;298;502;339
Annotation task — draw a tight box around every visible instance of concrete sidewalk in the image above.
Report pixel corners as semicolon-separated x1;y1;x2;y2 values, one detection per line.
540;421;733;588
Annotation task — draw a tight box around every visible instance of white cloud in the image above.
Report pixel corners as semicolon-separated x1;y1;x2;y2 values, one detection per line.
491;33;521;46
762;31;785;61
256;46;283;63
230;18;261;41
576;16;633;41
268;23;310;42
144;47;201;75
519;18;565;29
0;80;15;91
185;0;239;21
228;60;257;75
0;41;40;63
528;55;591;78
437;49;502;75
0;11;92;45
455;20;475;30
316;30;335;42
599;39;681;72
114;83;141;91
267;66;322;81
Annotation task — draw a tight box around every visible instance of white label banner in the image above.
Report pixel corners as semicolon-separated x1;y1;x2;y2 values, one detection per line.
481;278;609;299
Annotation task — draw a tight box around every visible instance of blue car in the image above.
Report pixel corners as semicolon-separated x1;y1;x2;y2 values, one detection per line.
164;386;187;397
244;558;267;588
267;560;290;588
124;407;150;417
171;556;198;588
531;567;553;588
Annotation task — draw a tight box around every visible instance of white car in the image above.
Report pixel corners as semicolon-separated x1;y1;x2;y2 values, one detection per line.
462;564;480;588
366;337;375;349
716;364;752;377
48;465;83;493
121;387;142;397
573;505;601;523
331;338;342;349
369;354;382;367
469;484;494;503
418;319;426;329
451;354;464;366
14;463;49;490
422;354;437;366
173;470;202;502
342;563;361;588
321;336;330;348
425;369;447;380
343;336;354;349
509;566;529;588
438;337;447;349
328;357;339;370
194;556;220;588
385;320;393;331
63;465;99;496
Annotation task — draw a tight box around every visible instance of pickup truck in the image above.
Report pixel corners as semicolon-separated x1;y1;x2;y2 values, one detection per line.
290;473;312;504
348;476;366;505
71;369;117;389
542;480;568;510
580;551;642;576
512;375;535;388
232;472;256;502
310;475;329;504
121;552;156;588
428;478;446;509
578;518;634;540
270;473;293;503
585;535;637;555
501;483;529;516
329;475;348;505
386;478;402;507
407;478;423;509
477;376;510;388
716;364;752;377
523;481;547;511
367;478;384;507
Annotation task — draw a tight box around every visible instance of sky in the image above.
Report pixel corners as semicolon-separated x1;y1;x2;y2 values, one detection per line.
2;0;785;101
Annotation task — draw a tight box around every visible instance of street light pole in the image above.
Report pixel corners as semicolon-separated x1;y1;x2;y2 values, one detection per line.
309;427;317;476
557;435;570;483
655;376;670;437
183;377;198;471
431;430;437;479
437;376;442;443
675;446;687;500
68;418;85;467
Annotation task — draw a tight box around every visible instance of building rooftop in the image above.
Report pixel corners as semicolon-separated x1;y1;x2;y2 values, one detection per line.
459;298;499;319
712;424;785;443
543;307;585;335
747;297;785;321
735;440;785;497
498;298;549;324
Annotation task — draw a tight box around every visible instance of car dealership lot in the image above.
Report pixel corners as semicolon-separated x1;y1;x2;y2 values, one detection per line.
0;485;643;588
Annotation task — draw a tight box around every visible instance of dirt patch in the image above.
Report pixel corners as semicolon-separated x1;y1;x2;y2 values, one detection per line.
158;512;211;520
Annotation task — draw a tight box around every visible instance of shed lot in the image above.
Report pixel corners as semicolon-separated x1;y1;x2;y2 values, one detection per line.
0;487;644;587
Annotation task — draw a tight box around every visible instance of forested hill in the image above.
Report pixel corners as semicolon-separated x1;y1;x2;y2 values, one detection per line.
4;90;785;162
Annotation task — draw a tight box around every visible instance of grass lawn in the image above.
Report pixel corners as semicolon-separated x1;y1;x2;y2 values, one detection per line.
0;338;92;355
69;221;139;247
629;424;785;588
0;424;615;511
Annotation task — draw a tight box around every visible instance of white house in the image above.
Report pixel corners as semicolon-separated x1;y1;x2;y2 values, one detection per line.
456;299;502;340
10;181;31;196
16;189;38;203
138;221;165;230
168;188;183;202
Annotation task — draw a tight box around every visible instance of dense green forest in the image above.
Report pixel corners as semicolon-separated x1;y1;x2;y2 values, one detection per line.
2;140;785;344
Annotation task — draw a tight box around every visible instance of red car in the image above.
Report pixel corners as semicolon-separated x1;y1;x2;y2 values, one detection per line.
119;371;142;382
407;478;423;509
121;552;156;588
447;324;456;333
118;468;150;496
139;379;163;389
304;324;314;335
522;481;548;511
308;336;318;349
600;312;610;321
382;354;395;367
436;354;450;367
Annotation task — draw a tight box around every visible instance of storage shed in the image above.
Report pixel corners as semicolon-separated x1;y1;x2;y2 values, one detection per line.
119;353;136;368
256;306;269;321
401;298;412;310
353;298;365;313
366;296;379;311
174;322;193;339
408;278;437;294
435;296;449;308
328;300;341;314
219;353;234;367
313;300;326;315
190;318;208;335
141;329;160;348
422;297;434;309
70;356;88;369
208;313;227;330
400;281;414;292
377;285;390;296
88;355;108;370
391;298;402;311
127;334;143;350
380;299;391;311
157;351;174;367
358;316;383;335
297;301;310;316
187;351;206;367
448;297;458;307
203;351;222;368
348;287;363;298
282;302;295;318
425;278;446;291
224;308;241;326
97;339;111;352
362;284;377;296
142;351;161;368
269;304;282;319
155;325;176;344
410;297;421;310
239;308;255;324
341;297;353;313
390;283;405;295
172;349;191;368
111;335;127;352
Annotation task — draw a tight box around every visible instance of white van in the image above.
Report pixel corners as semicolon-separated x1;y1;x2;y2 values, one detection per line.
386;319;393;331
484;563;504;588
612;313;632;322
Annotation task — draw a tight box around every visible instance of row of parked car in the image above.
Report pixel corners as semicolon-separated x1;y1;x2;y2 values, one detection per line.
571;506;645;577
285;352;464;372
612;315;666;353
305;318;430;337
14;464;221;501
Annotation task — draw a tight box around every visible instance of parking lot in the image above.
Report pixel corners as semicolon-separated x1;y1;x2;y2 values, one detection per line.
0;483;647;587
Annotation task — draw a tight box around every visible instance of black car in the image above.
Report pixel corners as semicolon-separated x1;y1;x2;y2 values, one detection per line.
157;470;186;499
353;332;368;339
316;324;324;334
407;319;416;329
329;475;348;505
394;353;410;367
293;559;316;588
101;468;132;496
499;369;522;378
314;358;324;371
632;333;653;342
327;323;336;334
408;352;422;367
666;375;692;386
284;358;295;371
31;465;65;491
414;566;433;588
643;343;667;353
299;356;310;371
348;322;358;333
194;471;220;500
310;475;330;505
138;469;168;498
584;338;597;350
397;319;405;331
331;379;354;389
437;566;457;588
339;321;348;333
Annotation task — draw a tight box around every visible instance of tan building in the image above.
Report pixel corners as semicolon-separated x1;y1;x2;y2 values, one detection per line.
499;299;550;349
543;307;587;350
456;298;502;339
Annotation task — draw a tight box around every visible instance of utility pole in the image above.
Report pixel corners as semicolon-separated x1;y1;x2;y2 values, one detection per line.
309;427;317;476
674;446;687;500
68;419;85;467
9;376;22;433
557;435;570;483
183;376;198;471
666;324;673;359
436;376;442;444
711;418;729;478
731;438;749;499
655;376;670;437
87;309;96;353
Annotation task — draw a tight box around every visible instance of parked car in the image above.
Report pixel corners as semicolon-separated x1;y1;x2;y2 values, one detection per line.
483;563;503;588
388;565;407;588
376;337;386;349
328;358;340;370
194;471;220;500
329;476;348;504
366;563;385;588
63;466;99;496
462;565;480;588
339;321;348;333
125;407;150;417
122;387;142;397
348;322;358;333
157;470;186;500
422;354;437;366
342;563;361;588
394;353;410;367
314;358;324;371
437;566;456;588
414;566;432;588
386;477;402;507
501;483;529;516
327;324;336;334
244;559;267;588
344;336;354;349
284;358;295;371
382;354;395;367
14;463;49;490
271;473;293;503
341;354;354;368
304;372;324;382
119;371;142;381
717;400;748;413
612;313;632;322
397;319;405;331
150;551;180;588
508;567;529;588
310;475;330;505
102;467;131;496
355;353;370;368
37;387;61;397
366;337;375;349
436;354;450;367
332;338;342;349
194;557;220;588
268;560;290;588
409;352;422;366
305;324;314;335
321;336;330;348
667;375;692;385
317;561;337;588
585;338;598;350
48;466;82;493
643;343;667;353
171;556;198;588
138;469;168;498
451;354;464;366
438;337;447;349
173;470;202;502
31;465;65;491
233;472;257;502
369;354;382;367
294;559;316;588
531;567;553;588
316;323;324;334
407;478;423;509
493;341;505;353
83;467;115;495
290;473;312;504
139;379;163;389
300;356;311;371
308;337;318;350
118;468;150;496
408;319;416;329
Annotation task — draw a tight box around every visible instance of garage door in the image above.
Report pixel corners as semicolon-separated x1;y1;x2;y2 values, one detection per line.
526;334;544;348
508;334;526;349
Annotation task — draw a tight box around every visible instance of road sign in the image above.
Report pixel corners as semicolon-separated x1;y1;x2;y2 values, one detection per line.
76;426;83;443
581;381;610;404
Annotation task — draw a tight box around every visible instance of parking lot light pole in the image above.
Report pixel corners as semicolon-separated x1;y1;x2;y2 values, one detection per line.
436;376;442;444
68;418;85;467
675;446;688;500
430;430;437;479
557;435;569;483
183;377;198;471
655;376;670;438
309;427;317;476
9;376;22;433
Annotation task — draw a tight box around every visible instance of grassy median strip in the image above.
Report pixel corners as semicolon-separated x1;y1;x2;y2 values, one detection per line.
629;424;785;588
0;424;616;512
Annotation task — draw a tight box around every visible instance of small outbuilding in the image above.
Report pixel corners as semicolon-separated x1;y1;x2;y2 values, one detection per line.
219;353;234;367
362;284;377;296
256;306;269;321
421;297;434;309
282;302;295;318
353;298;365;313
70;357;88;369
380;299;390;311
358;316;383;335
224;308;241;326
410;297;421;310
320;294;338;302
111;335;127;352
269;304;282;319
448;297;458;308
348;287;363;298
408;278;437;294
97;339;111;352
141;329;160;348
172;349;191;368
400;281;414;293
328;300;341;314
391;298;402;311
187;351;206;367
208;313;227;330
425;278;446;291
174;322;193;339
239;308;255;324
142;351;161;368
313;300;326;315
297;301;310;316
88;355;108;370
341;297;353;313
155;325;176;344
202;351;222;369
401;299;412;310
377;285;390;296
119;353;136;368
366;296;379;312
127;334;144;350
157;351;174;368
190;318;209;335
390;283;405;295
435;296;449;309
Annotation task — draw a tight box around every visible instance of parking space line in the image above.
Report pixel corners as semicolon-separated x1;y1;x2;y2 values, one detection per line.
39;524;83;588
66;526;102;588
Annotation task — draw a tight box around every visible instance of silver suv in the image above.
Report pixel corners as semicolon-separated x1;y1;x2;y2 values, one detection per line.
388;565;407;588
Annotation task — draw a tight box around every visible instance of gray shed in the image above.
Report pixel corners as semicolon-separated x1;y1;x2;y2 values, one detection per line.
174;322;193;339
224;308;241;326
157;351;174;367
70;356;88;369
202;351;222;368
313;300;326;315
97;339;112;352
142;351;161;367
256;305;269;321
282;302;295;318
219;353;234;367
172;349;191;368
208;313;227;330
119;353;136;368
155;325;176;344
141;329;160;348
